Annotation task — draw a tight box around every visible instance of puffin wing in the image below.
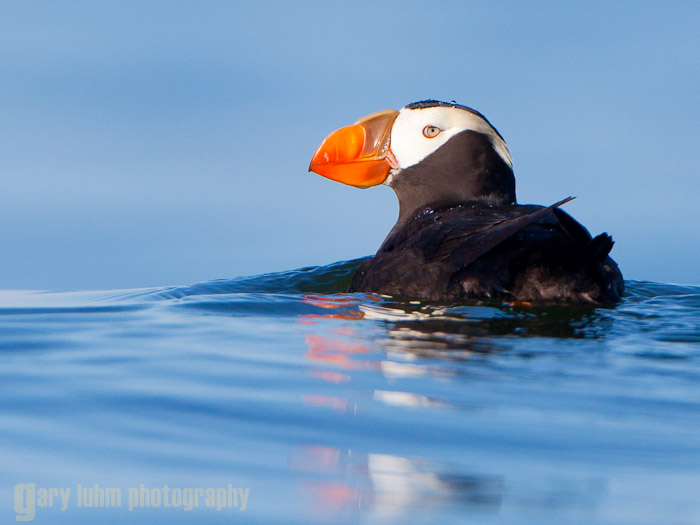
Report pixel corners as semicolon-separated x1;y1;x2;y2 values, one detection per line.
429;197;575;267
552;207;593;244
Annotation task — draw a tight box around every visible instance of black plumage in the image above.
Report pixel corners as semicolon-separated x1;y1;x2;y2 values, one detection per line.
350;197;624;304
347;101;624;304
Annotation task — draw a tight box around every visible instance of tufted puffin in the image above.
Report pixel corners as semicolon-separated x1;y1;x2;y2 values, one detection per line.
309;100;624;304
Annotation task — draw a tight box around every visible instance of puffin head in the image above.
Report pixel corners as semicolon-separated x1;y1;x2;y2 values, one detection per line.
310;100;516;225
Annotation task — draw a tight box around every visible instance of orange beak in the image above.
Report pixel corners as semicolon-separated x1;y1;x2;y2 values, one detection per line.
309;109;399;187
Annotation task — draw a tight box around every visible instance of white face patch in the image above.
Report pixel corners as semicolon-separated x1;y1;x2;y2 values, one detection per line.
388;105;512;176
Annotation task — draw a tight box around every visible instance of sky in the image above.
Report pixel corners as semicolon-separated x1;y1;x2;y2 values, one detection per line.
1;1;699;290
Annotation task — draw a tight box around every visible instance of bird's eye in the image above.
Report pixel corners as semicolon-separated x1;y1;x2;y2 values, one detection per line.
422;125;442;138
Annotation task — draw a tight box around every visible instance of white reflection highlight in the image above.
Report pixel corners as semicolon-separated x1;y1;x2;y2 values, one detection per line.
379;360;429;378
367;454;445;517
373;390;447;408
359;303;431;321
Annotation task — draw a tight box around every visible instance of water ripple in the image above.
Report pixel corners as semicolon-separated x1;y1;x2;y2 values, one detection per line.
1;262;699;524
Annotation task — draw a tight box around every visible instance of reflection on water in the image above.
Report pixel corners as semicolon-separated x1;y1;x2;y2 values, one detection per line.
291;271;700;522
301;292;607;360
0;262;699;524
372;390;448;408
291;445;503;522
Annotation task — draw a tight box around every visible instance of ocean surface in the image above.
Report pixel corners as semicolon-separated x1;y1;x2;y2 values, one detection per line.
2;258;699;524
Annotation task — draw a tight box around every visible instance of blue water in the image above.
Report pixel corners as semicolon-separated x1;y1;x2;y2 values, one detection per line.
2;258;699;524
